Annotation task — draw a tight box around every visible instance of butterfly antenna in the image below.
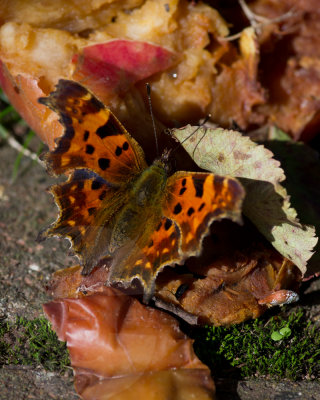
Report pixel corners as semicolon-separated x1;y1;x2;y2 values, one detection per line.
146;83;159;157
171;114;211;154
192;128;207;158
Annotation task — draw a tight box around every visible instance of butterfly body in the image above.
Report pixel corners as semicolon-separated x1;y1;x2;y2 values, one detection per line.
108;160;168;254
38;79;245;302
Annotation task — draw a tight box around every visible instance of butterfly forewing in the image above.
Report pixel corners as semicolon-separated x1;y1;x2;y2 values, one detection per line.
163;172;245;256
39;80;147;185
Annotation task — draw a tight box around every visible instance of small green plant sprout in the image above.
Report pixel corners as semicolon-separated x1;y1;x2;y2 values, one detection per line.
271;326;292;341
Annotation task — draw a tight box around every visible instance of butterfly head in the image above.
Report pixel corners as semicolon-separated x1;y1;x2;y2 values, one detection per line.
153;148;172;174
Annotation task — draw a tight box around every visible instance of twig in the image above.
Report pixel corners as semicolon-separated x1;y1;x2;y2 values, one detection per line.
0;124;44;167
8;135;42;163
220;0;296;41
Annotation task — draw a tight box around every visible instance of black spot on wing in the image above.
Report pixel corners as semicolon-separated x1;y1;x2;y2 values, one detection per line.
192;177;204;198
164;219;172;230
83;130;89;141
96;123;110;139
173;203;182;215
115;146;122;156
92;180;102;190
96;114;122;139
187;207;195;216
198;202;205;212
98;158;110;171
123;141;129;150
86;144;95;154
179;187;187;195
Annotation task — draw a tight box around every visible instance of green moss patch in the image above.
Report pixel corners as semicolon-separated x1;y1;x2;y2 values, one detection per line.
0;317;70;372
193;308;320;380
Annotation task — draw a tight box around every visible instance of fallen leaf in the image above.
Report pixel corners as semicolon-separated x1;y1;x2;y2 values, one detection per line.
173;125;318;275
44;288;215;400
173;126;284;183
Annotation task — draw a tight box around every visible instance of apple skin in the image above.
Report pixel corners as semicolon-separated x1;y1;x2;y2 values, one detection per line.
0;61;63;150
72;40;179;105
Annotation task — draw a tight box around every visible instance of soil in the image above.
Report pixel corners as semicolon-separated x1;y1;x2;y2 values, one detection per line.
0;143;319;400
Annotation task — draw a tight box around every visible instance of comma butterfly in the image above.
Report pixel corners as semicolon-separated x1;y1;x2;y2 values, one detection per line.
38;80;245;302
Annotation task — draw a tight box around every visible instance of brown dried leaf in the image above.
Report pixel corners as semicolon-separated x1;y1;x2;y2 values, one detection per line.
44;288;215;399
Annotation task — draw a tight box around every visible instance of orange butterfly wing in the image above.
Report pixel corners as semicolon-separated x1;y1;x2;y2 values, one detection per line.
163;172;245;256
39;79;147;185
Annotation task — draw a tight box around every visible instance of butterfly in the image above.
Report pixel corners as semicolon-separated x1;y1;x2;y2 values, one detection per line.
38;79;245;302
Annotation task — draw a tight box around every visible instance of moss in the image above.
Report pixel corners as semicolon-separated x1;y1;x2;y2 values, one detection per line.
0;317;70;372
193;308;320;381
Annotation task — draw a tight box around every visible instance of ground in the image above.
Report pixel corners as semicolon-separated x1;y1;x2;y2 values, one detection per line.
0;144;319;399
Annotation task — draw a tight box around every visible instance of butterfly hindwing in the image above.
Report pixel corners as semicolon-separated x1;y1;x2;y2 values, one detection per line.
109;216;181;302
163;172;245;256
39;79;147;185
